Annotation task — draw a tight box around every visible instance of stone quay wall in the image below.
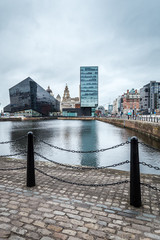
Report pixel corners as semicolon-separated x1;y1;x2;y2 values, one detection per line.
97;118;160;141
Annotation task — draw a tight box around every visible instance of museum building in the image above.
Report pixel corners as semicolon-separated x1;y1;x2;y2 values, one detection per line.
4;77;60;117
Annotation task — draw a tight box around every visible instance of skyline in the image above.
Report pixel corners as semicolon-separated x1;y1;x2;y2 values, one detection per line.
0;0;160;111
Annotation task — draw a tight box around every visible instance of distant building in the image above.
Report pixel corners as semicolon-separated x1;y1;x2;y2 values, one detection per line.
61;84;79;112
108;104;113;114
46;86;54;97
97;106;105;115
80;66;98;116
4;77;60;117
140;81;160;114
62;66;98;117
122;89;140;115
112;96;122;115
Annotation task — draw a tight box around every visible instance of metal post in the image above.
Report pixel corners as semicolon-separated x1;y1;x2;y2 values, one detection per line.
130;136;141;207
27;132;35;187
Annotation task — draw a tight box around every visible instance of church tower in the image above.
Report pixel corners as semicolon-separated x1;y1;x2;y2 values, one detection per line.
62;84;71;101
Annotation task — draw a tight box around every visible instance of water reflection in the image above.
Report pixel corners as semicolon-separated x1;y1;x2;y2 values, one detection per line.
79;121;98;167
0;120;159;174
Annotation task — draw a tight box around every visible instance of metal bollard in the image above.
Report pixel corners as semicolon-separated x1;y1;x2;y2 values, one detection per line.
27;131;35;187
130;136;141;207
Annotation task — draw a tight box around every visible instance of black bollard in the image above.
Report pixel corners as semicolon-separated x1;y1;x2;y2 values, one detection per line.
130;136;141;207
27;131;35;187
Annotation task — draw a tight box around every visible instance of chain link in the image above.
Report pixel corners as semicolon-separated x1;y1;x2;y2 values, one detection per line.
139;162;160;170
0;135;27;144
139;142;160;151
141;183;160;192
0;167;26;171
35;152;129;170
0;151;26;158
35;168;129;187
35;136;130;153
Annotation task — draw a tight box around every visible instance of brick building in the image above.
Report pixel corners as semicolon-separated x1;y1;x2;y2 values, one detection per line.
122;89;140;115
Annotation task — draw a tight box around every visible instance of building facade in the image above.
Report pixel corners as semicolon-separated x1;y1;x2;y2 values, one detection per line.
140;81;160;114
122;89;140;115
80;66;98;116
4;77;60;116
61;84;79;112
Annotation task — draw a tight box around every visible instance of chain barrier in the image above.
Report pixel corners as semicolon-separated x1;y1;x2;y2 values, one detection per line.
0;167;26;171
138;142;160;151
34;136;130;153
0;151;27;158
35;167;129;187
34;151;129;170
0;135;27;144
140;162;160;170
140;183;160;192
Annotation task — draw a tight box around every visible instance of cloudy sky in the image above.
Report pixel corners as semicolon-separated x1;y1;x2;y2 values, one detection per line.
0;0;160;111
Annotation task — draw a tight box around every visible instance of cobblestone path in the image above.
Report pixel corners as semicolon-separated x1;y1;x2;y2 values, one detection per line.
0;158;160;240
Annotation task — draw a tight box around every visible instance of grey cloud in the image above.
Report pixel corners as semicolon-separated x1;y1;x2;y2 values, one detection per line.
0;0;160;110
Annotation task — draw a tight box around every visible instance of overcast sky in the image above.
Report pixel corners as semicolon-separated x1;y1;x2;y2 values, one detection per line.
0;0;160;111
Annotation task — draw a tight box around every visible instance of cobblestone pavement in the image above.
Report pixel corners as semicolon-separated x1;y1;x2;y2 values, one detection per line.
0;158;160;240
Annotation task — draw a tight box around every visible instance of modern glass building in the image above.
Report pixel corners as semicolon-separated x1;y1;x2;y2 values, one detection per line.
4;77;60;116
140;81;160;114
80;66;98;116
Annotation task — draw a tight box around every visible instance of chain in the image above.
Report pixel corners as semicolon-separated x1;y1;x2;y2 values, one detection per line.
0;135;27;144
0;151;26;158
35;136;130;153
35;152;129;170
139;162;160;170
139;142;160;151
0;167;26;171
141;183;160;192
35;168;129;187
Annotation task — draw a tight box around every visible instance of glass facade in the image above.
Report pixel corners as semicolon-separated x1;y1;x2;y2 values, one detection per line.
4;77;60;116
80;66;98;108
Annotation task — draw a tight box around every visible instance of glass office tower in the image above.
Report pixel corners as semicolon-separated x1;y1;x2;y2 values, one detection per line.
80;66;98;116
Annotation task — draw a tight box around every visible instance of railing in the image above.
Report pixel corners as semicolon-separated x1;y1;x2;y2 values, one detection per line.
138;116;160;123
0;132;160;208
105;115;160;123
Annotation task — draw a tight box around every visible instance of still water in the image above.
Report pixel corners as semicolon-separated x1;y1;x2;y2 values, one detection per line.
0;120;160;175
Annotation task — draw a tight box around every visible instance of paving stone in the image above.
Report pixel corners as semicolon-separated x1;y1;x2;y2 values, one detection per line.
20;216;34;224
76;226;88;233
132;223;151;232
144;232;160;240
83;217;97;223
8;236;25;240
89;229;107;238
123;227;142;234
62;229;76;236
53;232;68;240
25;231;40;239
40;237;56;240
0;223;12;230
0;158;160;240
11;226;27;236
66;213;82;220
37;228;52;236
54;210;65;216
47;224;63;232
33;220;46;228
77;232;94;240
0;229;10;238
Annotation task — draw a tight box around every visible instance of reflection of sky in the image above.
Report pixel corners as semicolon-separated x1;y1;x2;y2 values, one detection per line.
0;120;160;175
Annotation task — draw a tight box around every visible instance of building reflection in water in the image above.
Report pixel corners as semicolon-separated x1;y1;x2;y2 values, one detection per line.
79;121;99;167
3;120;160;174
9;121;57;160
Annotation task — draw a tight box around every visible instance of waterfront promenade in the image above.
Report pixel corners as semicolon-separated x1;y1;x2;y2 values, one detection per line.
0;157;160;240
